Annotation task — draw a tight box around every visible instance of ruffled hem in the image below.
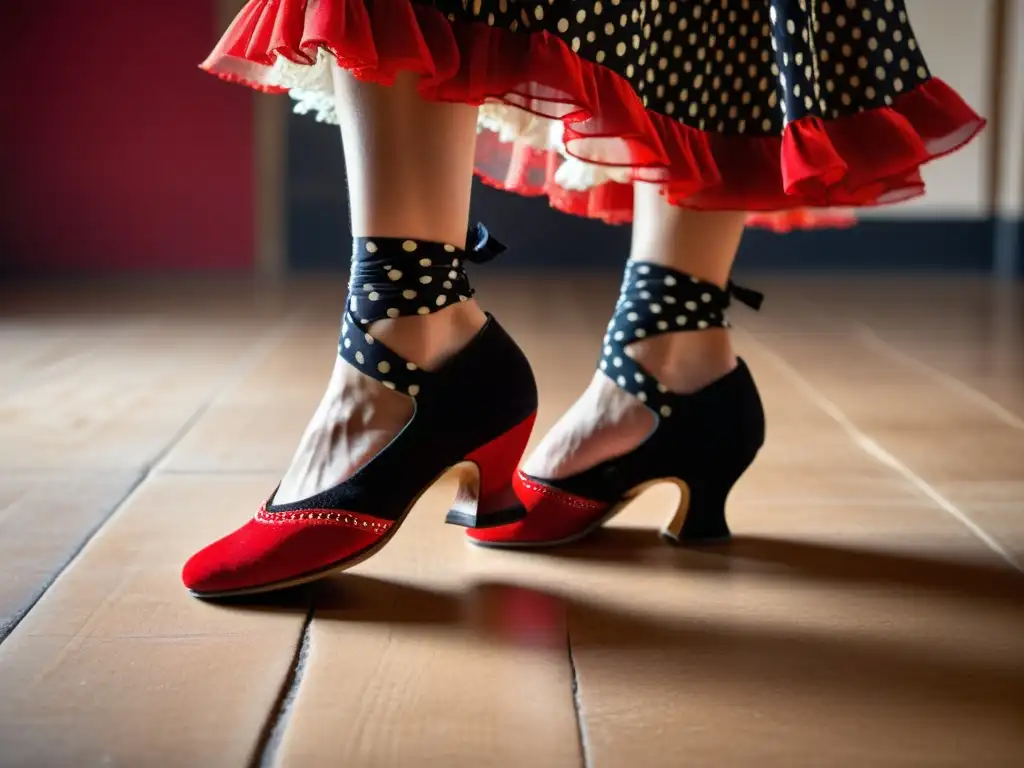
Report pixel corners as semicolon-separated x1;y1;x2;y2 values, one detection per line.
744;208;858;233
472;106;859;230
203;0;986;220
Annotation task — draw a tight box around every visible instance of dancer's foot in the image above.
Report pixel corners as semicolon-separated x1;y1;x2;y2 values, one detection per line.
468;264;764;549
275;302;486;504
521;328;736;481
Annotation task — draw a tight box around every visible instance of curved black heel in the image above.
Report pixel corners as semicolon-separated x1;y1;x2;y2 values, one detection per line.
657;358;765;544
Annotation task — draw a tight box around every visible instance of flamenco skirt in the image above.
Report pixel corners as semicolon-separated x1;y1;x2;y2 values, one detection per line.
202;0;984;229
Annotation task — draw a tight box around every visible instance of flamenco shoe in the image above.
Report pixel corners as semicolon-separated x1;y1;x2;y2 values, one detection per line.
463;261;764;548
183;225;537;597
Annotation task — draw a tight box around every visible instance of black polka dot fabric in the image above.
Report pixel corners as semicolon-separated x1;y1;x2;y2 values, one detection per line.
430;0;931;135
599;261;763;417
340;224;506;397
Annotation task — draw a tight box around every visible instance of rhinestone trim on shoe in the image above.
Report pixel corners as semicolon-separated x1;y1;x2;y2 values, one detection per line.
517;471;606;511
255;507;393;535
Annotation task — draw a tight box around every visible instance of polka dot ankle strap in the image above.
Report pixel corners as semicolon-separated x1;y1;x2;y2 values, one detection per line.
599;261;763;418
339;224;506;397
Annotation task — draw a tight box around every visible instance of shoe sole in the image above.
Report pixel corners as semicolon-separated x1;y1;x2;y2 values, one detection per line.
466;476;732;550
189;461;519;600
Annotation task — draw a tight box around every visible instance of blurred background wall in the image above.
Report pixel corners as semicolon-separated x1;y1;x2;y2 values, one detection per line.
1;0;1020;275
871;0;993;219
0;2;254;271
994;0;1024;276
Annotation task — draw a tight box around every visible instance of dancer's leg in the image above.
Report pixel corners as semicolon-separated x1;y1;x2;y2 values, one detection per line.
276;70;485;503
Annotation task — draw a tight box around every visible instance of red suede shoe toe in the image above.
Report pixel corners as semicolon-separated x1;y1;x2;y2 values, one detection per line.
182;506;393;596
466;471;611;546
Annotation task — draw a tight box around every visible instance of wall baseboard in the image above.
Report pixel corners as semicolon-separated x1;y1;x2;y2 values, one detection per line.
493;216;1004;273
994;216;1024;278
735;217;1002;273
466;182;1021;275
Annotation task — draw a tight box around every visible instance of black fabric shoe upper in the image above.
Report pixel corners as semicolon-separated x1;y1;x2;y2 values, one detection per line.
535;262;767;534
266;225;536;521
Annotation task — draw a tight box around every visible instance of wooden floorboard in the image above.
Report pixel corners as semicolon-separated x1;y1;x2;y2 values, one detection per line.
0;471;140;639
560;332;1023;768
0;474;310;767
279;483;583;768
0;275;1020;767
0;281;300;641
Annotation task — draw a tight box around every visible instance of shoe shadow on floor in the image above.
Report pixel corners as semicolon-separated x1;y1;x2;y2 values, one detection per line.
292;573;1024;713
214;526;1022;619
512;526;1024;608
208;530;1024;714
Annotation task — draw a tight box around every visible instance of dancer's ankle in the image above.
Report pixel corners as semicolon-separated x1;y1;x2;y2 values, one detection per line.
368;301;487;370
626;329;736;394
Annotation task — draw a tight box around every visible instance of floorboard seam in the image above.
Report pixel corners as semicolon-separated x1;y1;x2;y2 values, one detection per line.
0;468;145;643
0;310;306;646
0;389;228;645
742;331;1024;574
567;632;592;768
253;600;315;768
855;325;1024;431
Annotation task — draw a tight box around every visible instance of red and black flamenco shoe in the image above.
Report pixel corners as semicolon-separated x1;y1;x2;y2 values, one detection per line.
463;262;765;548
182;225;537;597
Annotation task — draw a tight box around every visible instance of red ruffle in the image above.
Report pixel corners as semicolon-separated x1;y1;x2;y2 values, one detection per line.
744;208;858;233
473;131;860;230
204;0;985;222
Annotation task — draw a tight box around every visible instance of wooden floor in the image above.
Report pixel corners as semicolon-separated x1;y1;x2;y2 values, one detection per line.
0;273;1021;767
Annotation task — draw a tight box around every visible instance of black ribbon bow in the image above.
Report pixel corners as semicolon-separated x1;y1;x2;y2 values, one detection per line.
465;222;507;264
727;281;765;311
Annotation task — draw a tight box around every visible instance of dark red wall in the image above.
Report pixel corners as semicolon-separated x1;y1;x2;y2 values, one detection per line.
1;3;254;270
